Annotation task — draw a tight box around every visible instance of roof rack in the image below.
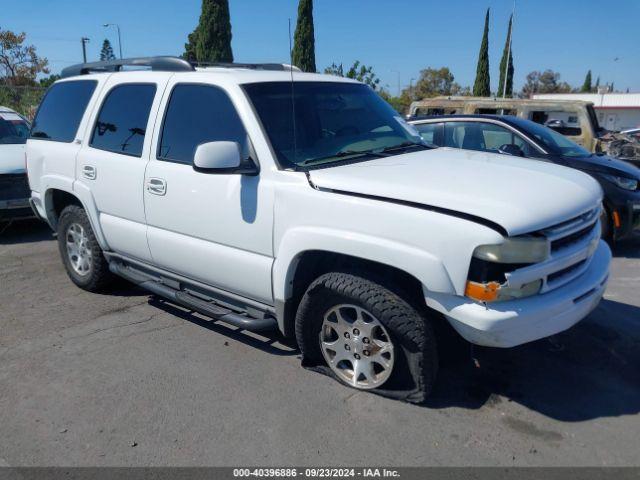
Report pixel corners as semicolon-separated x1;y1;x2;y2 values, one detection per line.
193;62;301;72
61;56;195;78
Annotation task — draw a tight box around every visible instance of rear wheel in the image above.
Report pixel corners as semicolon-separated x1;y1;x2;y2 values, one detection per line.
57;205;114;291
295;272;438;402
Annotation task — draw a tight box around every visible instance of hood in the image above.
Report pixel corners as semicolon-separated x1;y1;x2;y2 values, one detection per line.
0;144;26;174
560;154;640;180
308;148;603;236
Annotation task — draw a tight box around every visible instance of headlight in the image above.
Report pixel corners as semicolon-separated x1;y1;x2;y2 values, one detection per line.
602;174;638;191
473;237;549;264
465;236;549;303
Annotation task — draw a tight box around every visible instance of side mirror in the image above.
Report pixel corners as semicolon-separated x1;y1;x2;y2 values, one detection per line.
193;141;258;175
498;144;525;157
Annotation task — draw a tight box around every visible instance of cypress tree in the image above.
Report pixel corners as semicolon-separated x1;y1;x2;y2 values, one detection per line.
497;14;514;97
580;70;592;92
183;29;198;62
100;39;116;61
473;8;491;97
195;0;233;63
292;0;316;72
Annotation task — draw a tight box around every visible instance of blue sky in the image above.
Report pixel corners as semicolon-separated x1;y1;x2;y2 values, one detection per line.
4;0;639;94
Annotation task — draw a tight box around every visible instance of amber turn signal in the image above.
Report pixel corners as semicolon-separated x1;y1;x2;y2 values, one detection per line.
465;280;500;302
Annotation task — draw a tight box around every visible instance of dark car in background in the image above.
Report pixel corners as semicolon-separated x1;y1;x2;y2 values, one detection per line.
409;115;640;242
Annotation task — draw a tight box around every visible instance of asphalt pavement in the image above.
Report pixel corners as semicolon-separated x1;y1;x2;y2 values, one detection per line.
1;220;639;466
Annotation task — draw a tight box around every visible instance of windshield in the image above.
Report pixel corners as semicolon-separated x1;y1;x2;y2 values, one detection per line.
243;81;425;168
0;113;30;145
522;119;591;158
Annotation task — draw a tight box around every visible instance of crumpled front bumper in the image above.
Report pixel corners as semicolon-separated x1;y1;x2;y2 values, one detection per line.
424;241;611;348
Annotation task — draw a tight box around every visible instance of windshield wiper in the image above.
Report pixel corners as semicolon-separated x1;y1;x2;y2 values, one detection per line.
298;142;430;167
379;141;431;154
298;149;387;166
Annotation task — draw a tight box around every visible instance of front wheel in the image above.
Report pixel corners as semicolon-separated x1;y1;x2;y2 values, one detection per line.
295;272;438;403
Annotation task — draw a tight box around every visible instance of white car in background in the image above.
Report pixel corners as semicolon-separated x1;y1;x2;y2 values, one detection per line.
0;106;33;223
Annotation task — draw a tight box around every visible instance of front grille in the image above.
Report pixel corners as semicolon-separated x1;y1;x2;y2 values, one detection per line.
504;206;601;294
0;174;30;201
551;224;596;252
547;259;587;283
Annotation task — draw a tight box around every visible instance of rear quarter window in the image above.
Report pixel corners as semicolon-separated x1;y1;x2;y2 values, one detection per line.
30;80;97;142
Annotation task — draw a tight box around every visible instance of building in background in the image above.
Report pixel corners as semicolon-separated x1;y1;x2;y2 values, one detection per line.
533;91;640;132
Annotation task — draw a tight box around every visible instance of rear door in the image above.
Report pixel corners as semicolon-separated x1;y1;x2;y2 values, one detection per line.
75;73;169;261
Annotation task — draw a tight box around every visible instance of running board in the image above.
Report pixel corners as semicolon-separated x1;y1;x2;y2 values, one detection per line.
109;261;277;332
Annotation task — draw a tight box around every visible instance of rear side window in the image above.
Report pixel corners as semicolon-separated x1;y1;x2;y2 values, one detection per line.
31;80;97;142
158;84;249;165
90;84;156;157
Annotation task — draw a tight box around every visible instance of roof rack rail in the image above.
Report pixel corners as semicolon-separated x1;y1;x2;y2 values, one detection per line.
193;62;301;72
61;56;195;78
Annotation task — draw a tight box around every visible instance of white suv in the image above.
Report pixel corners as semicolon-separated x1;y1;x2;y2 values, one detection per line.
27;57;611;401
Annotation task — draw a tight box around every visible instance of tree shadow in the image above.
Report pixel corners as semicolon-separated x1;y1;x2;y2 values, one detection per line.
425;298;640;422
0;219;53;245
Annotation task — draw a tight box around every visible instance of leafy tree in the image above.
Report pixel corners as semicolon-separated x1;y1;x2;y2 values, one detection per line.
414;67;463;98
594;76;600;92
324;61;380;90
580;70;592;93
0;28;49;116
378;88;411;115
473;8;491;97
194;0;233;63
292;0;316;72
39;74;60;88
100;39;116;61
324;62;344;76
520;70;572;97
0;28;49;86
497;14;514;97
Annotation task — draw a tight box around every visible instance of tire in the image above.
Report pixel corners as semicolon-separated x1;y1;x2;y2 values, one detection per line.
57;205;114;292
295;272;438;403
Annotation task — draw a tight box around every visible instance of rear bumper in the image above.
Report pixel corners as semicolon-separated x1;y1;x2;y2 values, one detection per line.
425;241;611;348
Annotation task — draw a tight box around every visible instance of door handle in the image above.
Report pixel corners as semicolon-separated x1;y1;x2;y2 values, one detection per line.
82;165;97;180
147;178;167;196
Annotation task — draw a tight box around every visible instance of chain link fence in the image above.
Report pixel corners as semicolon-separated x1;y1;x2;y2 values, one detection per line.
0;85;46;120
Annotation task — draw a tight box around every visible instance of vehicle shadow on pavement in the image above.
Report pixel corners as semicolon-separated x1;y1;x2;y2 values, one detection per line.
148;296;299;357
0;219;53;244
425;299;640;421
611;237;640;259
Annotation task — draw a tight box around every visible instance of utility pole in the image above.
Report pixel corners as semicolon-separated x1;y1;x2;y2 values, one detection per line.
81;37;90;63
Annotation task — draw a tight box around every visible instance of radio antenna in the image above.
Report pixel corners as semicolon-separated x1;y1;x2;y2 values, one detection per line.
288;18;298;163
